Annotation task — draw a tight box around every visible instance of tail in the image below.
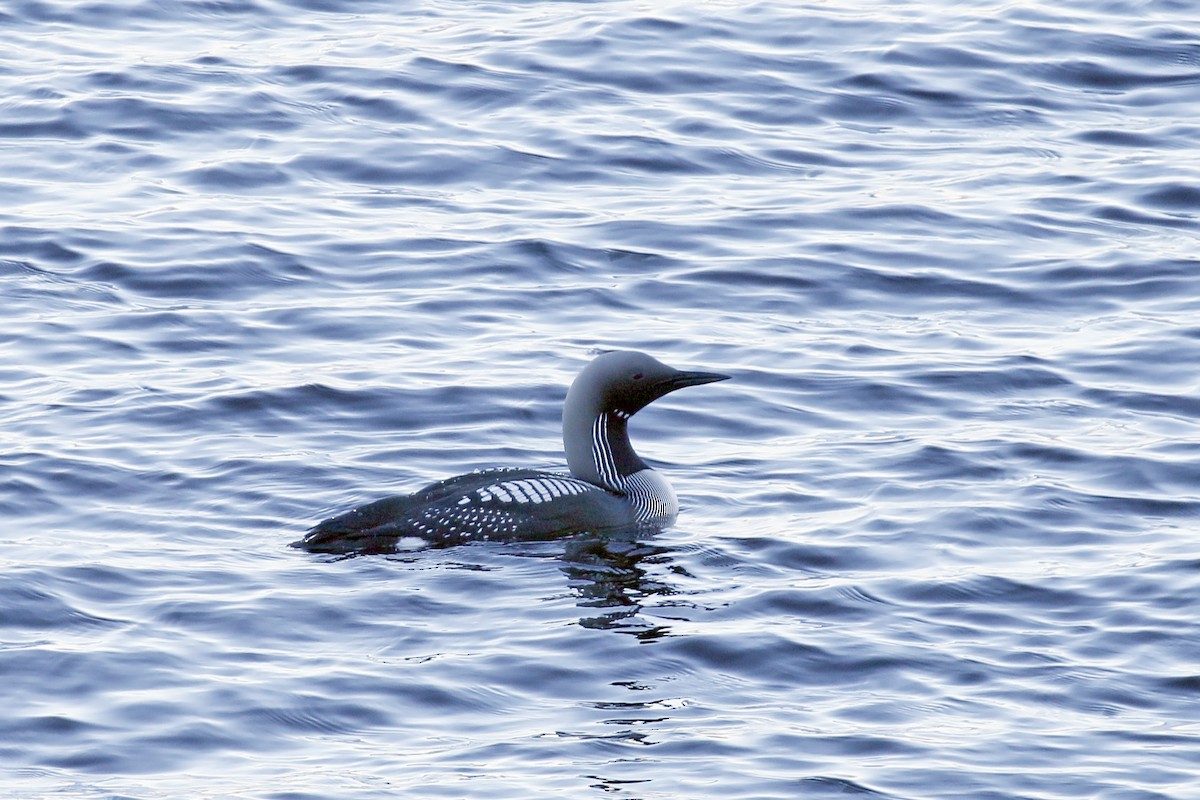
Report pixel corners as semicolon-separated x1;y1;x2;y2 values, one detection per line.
291;494;417;554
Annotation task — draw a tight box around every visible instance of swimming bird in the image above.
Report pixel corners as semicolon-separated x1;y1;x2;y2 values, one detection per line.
293;351;729;554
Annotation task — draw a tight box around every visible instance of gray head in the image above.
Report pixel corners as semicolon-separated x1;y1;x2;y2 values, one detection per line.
562;351;729;490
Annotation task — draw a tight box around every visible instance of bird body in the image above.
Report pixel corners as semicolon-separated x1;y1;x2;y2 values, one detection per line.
294;351;727;554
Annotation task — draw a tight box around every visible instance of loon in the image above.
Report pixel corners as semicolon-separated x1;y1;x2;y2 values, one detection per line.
293;351;729;554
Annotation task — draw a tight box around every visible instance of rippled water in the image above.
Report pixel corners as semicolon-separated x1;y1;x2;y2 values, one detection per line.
3;1;1200;797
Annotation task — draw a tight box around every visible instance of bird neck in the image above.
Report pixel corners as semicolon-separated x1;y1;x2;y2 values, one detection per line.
564;409;649;493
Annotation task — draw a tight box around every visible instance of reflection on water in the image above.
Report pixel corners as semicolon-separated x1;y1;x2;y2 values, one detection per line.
561;538;679;638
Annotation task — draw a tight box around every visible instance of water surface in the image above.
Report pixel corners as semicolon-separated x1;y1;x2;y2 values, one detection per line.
3;1;1200;798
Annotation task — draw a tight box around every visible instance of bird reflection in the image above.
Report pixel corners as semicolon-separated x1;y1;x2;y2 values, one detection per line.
558;537;681;638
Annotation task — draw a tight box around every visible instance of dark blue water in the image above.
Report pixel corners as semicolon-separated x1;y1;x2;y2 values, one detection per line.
3;1;1200;797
